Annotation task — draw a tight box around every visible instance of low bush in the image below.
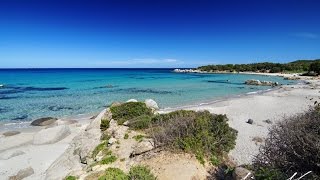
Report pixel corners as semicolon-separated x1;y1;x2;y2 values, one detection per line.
128;165;156;180
98;166;156;180
100;155;117;164
124;133;129;139
98;168;128;180
151;110;237;164
129;115;152;130
65;176;77;180
110;102;153;125
100;118;110;131
92;141;107;158
133;135;144;142
253;107;320;179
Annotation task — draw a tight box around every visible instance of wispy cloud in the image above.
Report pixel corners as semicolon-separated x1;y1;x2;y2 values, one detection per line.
292;32;318;39
92;58;183;67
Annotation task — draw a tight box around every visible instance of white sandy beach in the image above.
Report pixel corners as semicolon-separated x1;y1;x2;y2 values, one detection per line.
0;74;319;179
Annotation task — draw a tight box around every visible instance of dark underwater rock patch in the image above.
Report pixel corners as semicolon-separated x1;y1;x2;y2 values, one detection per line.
12;115;28;121
112;88;174;94
31;117;58;126
0;86;68;95
48;105;73;111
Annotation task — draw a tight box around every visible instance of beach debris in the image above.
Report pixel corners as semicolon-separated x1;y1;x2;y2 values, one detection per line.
126;99;138;102
131;139;155;156
263;119;273;124
246;119;254;124
30;117;58;126
33;125;71;145
145;99;159;110
3;131;21;137
0;150;25;160
245;79;279;86
232;167;254;180
9;167;34;180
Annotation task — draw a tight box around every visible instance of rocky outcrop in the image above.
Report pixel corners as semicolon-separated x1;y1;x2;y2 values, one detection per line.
33;125;71;145
0;84;4;88
145;99;159;110
245;79;279;86
106;119;128;139
30;117;58;126
45;110;104;180
9;167;34;180
284;76;300;80
173;69;203;73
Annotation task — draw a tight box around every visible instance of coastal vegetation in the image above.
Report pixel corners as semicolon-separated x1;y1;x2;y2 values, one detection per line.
197;59;320;74
253;106;320;179
97;166;156;180
107;102;237;165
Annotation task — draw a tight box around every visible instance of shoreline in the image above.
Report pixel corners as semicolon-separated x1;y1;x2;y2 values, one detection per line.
0;72;306;132
0;75;319;179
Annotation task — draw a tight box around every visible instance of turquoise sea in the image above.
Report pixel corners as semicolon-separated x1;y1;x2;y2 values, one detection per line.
0;69;295;123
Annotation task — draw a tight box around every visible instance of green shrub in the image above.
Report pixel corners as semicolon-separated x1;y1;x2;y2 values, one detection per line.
92;141;107;158
110;102;153;125
124;133;129;139
254;167;285;180
253;107;320;179
100;155;117;164
98;168;128;180
129;115;152;130
129;165;156;180
100;118;110;131
65;176;77;180
151;110;237;164
133;135;144;142
309;60;320;75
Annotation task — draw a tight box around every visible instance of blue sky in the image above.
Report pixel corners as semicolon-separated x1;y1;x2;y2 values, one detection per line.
0;0;319;68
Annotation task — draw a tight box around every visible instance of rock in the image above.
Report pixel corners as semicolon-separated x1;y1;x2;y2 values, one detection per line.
123;121;129;126
108;137;117;145
106;119;129;139
232;167;253;180
0;84;4;88
126;99;138;102
3;131;21;137
131;139;154;156
106;84;114;88
145;99;159;110
284;76;300;80
9;167;34;180
33;125;71;145
263;119;272;124
245;79;278;86
246;119;253;124
0;150;25;160
30;117;58;126
86;109;107;131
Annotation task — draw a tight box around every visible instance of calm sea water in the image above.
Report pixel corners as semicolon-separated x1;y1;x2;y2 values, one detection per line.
0;69;295;123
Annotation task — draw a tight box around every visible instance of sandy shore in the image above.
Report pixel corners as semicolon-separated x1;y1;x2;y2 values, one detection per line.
0;73;319;179
160;77;320;164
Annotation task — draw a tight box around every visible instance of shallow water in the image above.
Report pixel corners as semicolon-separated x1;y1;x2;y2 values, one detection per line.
0;69;295;122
